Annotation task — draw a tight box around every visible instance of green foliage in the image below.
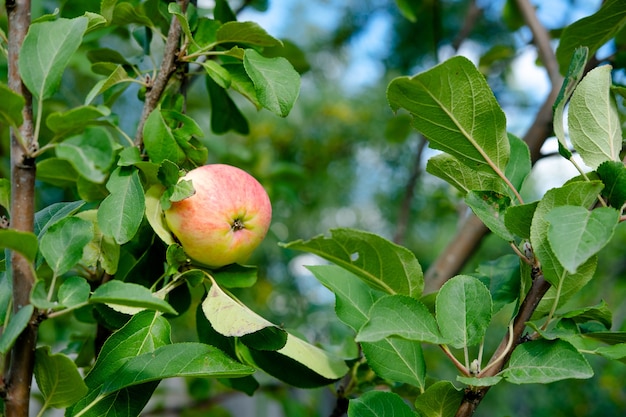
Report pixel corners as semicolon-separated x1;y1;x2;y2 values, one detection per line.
1;1;625;416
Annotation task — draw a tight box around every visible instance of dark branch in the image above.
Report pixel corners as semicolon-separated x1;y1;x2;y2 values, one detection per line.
134;0;190;149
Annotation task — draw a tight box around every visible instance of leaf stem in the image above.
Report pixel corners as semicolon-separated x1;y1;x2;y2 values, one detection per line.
440;344;470;377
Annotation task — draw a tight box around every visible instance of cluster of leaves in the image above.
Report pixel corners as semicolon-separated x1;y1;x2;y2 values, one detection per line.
0;1;349;416
279;1;626;415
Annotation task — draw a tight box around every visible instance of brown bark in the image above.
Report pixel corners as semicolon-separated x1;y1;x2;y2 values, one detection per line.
4;1;38;416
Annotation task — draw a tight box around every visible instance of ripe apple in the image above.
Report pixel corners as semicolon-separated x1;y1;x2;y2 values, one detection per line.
164;164;272;268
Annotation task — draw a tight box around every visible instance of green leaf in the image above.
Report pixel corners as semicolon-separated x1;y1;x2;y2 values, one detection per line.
502;339;593;384
246;333;348;388
90;280;177;315
356;295;443;344
58;276;91;308
0;83;25;127
505;133;531;194
414;380;464;417
307;265;383;332
0;178;9;211
20;16;88;100
75;209;120;275
545;206;619;273
562;300;612;329
530;181;604;287
568;65;622;169
68;311;170;416
457;375;503;387
553;46;588;153
0;229;38;262
34;347;88;409
143;109;186;165
465;191;513;241
556;0;626;75
36;158;79;187
0;305;34;355
282;228;423;298
212;264;258;288
348;391;417;417
504;201;538;240
216;21;282;47
223;63;261;108
394;0;418;22
85;65;132;104
436;275;492;349
425;153;507;195
361;339;426;390
55;127;116;184
243;49;300;117
597;160;626;209
475;254;520;315
34;201;85;237
201;60;231;89
206;76;249;134
40;216;94;277
388;56;509;175
46;105;110;136
101;343;254;394
201;281;287;351
145;185;176;245
98;167;145;245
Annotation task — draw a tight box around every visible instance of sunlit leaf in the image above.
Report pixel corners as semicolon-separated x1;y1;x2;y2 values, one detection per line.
568;65;622;169
244;49;300;117
202;281;287;351
388;56;509;176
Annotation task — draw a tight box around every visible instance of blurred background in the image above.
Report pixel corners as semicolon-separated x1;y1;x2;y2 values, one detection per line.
2;0;626;416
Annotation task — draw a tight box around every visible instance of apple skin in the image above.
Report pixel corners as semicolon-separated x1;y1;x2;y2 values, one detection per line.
164;164;272;268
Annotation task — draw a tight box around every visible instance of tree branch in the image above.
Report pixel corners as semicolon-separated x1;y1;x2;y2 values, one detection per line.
515;0;562;86
394;136;427;245
134;0;189;149
4;1;38;416
452;0;482;51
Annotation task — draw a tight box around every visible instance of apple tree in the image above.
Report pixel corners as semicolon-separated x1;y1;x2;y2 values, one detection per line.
1;0;626;417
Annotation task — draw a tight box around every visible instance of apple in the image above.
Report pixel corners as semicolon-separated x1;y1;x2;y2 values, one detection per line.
164;164;272;268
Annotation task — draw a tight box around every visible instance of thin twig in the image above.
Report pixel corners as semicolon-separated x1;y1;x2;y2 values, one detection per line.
394;135;427;245
134;0;190;149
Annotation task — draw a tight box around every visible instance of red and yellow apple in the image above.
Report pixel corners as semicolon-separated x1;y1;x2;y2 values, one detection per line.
164;164;272;268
